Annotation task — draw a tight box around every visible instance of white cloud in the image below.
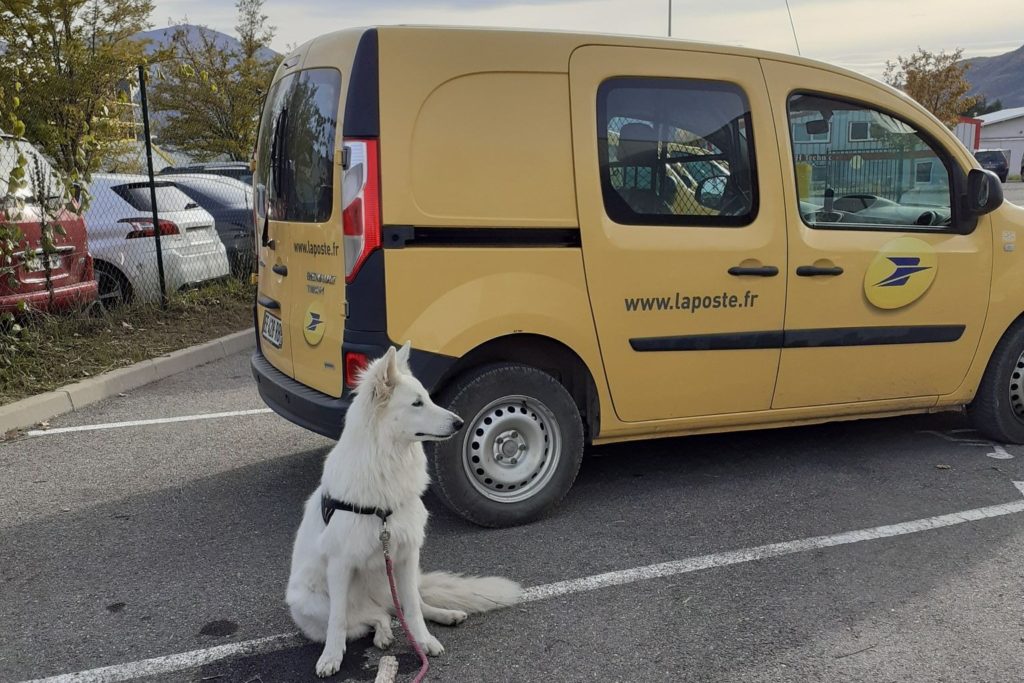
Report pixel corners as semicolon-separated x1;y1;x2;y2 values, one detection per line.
151;0;1024;79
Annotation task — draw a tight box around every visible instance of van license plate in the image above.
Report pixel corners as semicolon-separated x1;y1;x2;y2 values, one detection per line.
261;311;283;348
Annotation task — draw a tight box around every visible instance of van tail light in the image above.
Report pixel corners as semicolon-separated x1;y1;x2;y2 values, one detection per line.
344;350;370;389
341;138;381;283
119;218;180;239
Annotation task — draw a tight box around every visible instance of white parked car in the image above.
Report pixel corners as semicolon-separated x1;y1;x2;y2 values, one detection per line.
84;174;231;305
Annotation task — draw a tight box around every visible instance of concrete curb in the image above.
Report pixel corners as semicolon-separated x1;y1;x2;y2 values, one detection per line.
0;329;255;435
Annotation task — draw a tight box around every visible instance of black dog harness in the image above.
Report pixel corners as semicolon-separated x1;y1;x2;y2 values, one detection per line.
321;494;392;525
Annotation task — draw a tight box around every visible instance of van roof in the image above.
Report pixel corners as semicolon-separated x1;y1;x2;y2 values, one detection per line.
290;25;896;97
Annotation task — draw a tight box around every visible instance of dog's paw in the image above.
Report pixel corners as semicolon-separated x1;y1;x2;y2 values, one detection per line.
426;607;468;626
443;609;468;626
420;634;445;656
373;625;394;649
315;650;345;678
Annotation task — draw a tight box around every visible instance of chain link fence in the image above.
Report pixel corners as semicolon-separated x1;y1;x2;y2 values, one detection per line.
0;65;255;317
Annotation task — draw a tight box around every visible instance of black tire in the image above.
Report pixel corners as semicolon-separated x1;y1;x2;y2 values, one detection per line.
94;262;132;309
969;321;1024;443
427;363;584;527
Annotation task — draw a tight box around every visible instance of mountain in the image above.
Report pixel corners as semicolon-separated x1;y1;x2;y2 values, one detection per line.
964;44;1024;108
132;24;280;63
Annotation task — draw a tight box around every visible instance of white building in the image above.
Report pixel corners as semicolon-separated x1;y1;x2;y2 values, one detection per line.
978;107;1024;178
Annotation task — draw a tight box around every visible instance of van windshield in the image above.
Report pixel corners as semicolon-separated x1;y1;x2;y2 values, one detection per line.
255;68;342;224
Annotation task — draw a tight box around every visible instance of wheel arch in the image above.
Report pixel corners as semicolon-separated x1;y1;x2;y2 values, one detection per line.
949;306;1024;407
433;333;601;442
92;258;133;302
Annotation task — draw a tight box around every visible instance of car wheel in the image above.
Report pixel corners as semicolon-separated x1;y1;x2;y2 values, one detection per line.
969;321;1024;443
427;363;585;528
95;263;132;309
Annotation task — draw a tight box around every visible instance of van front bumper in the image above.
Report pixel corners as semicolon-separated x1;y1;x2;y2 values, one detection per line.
251;350;350;439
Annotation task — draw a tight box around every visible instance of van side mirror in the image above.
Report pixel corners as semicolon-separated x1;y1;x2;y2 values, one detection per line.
71;180;84;204
966;168;1003;216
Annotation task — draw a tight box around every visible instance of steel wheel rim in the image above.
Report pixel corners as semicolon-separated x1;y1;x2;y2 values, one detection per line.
1009;350;1024;419
461;394;562;503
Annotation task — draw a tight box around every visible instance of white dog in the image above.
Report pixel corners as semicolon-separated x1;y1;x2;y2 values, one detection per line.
286;343;522;677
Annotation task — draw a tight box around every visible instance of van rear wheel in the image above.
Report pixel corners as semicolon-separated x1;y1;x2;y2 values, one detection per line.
969;321;1024;444
428;363;584;527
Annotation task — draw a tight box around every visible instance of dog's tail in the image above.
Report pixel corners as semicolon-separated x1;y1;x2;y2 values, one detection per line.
419;571;521;613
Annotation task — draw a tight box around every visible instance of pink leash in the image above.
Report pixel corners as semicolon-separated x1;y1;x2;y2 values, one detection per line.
380;521;430;683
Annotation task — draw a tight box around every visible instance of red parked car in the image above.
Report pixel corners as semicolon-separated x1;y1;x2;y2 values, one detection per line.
0;133;97;313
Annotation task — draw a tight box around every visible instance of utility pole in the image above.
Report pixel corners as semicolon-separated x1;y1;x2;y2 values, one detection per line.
668;0;673;37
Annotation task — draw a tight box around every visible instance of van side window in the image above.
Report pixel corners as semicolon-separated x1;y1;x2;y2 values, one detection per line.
597;77;758;227
788;93;955;230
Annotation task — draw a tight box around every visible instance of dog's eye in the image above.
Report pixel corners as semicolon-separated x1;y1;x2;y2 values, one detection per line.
412;399;424;407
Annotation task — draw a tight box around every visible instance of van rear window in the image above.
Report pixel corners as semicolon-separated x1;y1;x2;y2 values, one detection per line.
255;68;342;223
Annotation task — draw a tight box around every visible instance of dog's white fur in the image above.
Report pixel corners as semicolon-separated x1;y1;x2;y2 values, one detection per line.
286;343;521;677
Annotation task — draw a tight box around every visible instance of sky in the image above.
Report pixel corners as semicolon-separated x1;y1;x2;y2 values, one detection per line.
149;0;1024;80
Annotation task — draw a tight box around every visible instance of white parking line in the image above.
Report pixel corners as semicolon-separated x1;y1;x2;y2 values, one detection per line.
519;482;1024;603
25;409;274;437
918;429;1016;460
21;481;1024;683
21;633;305;683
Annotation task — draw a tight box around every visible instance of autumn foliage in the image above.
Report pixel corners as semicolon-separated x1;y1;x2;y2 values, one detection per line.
883;47;982;128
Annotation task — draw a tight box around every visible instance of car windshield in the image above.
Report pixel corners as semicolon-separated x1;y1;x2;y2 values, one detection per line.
0;138;65;201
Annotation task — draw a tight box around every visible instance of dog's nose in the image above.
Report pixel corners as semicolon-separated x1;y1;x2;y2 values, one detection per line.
453;418;464;431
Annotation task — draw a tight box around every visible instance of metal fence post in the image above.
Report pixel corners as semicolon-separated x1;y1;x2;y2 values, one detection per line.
137;64;168;310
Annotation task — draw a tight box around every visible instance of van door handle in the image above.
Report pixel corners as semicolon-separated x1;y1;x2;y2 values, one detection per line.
796;265;844;276
728;265;779;277
257;295;280;310
272;263;288;276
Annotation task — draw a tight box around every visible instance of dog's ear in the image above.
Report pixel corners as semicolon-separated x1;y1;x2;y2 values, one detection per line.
363;347;398;405
395;341;412;373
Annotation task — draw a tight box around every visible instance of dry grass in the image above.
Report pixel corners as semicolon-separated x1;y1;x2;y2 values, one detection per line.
0;279;254;405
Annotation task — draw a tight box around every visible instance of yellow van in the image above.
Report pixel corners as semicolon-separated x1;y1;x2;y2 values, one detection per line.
251;26;1021;527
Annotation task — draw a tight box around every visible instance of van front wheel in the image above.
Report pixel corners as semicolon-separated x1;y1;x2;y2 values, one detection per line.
428;364;584;527
970;321;1024;444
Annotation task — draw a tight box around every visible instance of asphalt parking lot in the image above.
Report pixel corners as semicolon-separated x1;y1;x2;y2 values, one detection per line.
3;350;1024;683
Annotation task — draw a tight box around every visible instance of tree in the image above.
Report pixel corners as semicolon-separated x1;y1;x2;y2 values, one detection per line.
883;47;982;128
962;97;1003;118
0;0;153;177
150;0;280;161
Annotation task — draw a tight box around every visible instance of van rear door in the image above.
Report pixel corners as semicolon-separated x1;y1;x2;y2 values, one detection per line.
255;73;296;377
254;67;345;394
